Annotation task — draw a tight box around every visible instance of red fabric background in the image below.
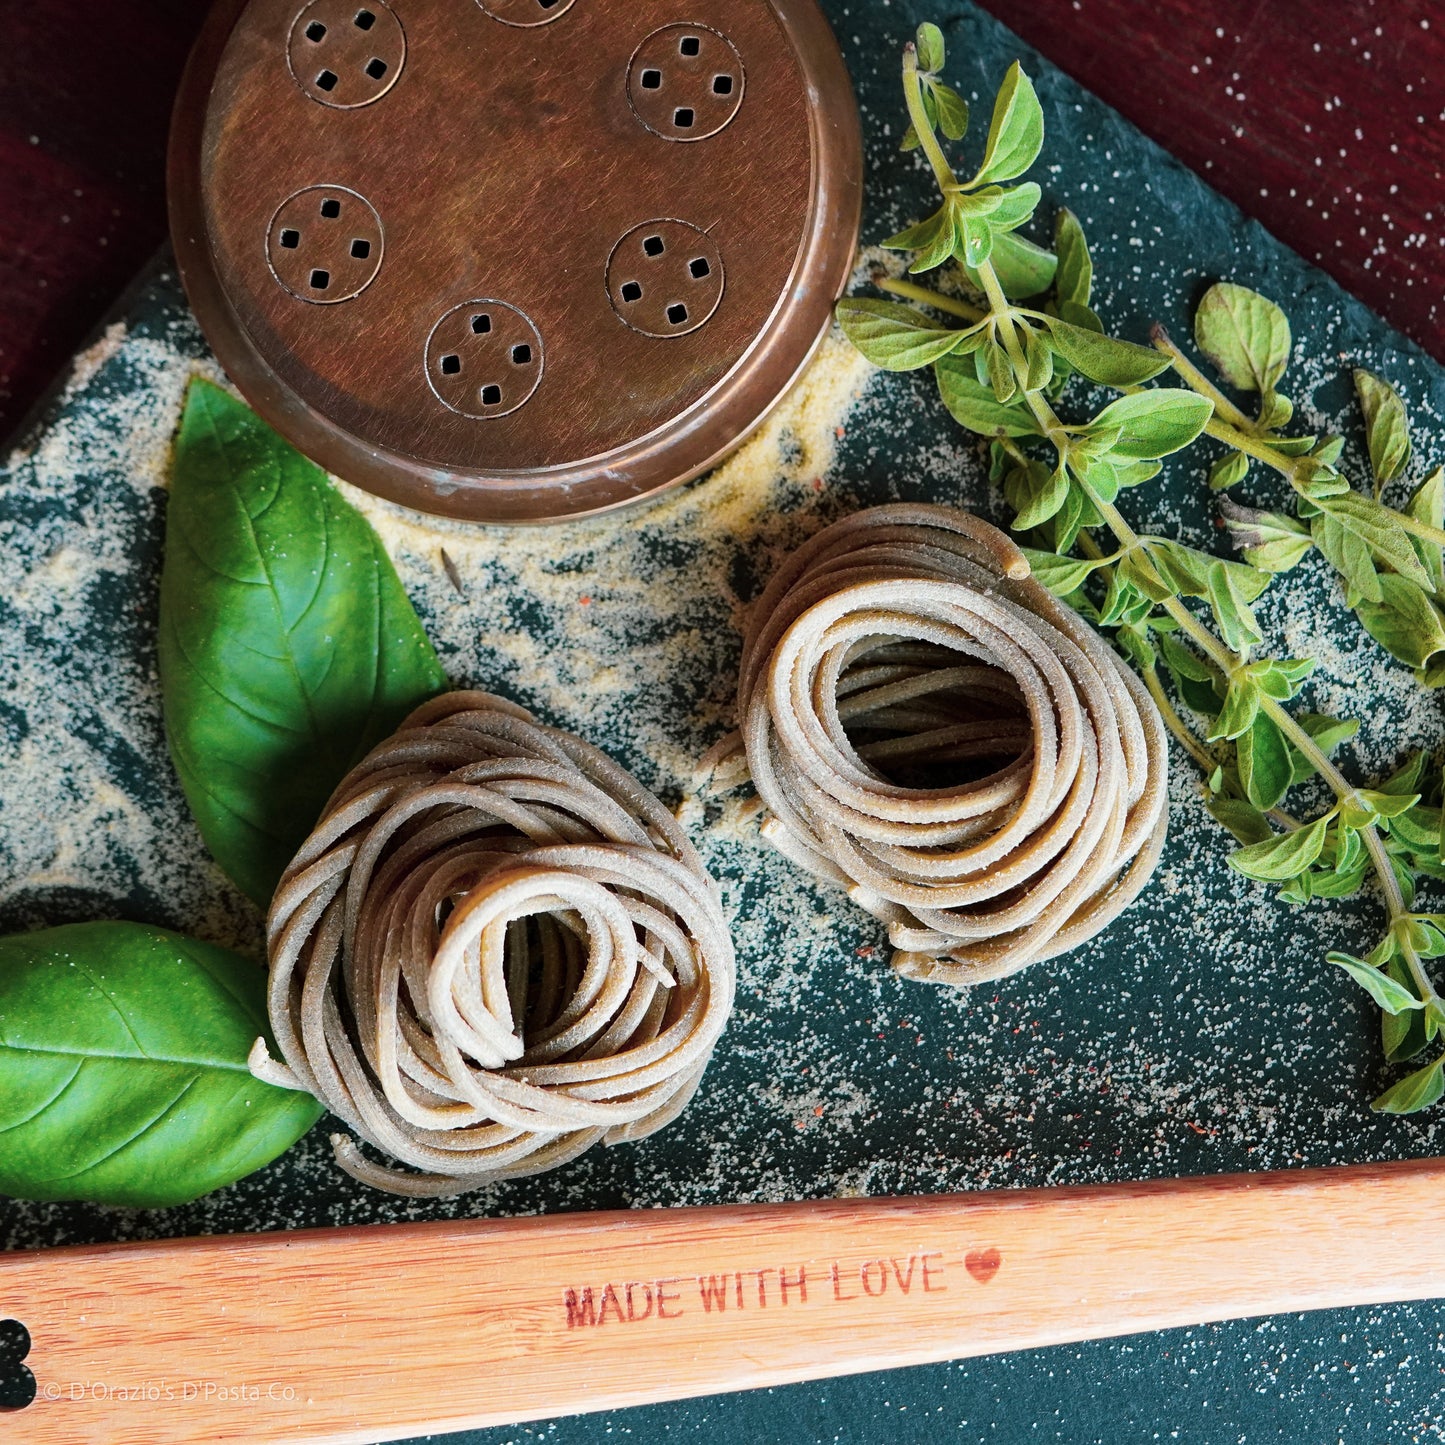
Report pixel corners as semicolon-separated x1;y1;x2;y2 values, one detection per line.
1;0;1441;439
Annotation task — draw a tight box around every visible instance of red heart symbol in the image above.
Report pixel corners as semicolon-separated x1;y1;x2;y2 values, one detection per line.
964;1248;1001;1284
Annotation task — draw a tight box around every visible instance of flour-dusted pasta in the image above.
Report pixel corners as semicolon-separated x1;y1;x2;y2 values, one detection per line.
251;692;735;1197
728;504;1169;988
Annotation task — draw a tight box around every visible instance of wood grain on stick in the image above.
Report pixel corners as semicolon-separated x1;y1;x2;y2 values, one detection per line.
2;1159;1440;1443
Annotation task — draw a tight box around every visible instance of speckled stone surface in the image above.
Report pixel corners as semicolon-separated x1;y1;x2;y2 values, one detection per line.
4;1;1445;1441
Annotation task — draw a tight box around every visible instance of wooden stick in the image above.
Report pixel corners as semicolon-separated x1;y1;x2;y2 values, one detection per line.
2;1158;1441;1443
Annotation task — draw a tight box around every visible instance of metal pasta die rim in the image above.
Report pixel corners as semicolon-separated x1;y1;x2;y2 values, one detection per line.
167;0;862;523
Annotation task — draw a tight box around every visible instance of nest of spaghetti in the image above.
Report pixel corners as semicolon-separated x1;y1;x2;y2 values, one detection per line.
726;503;1169;988
250;692;734;1197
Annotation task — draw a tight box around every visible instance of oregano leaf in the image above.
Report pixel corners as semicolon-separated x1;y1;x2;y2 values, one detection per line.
1373;1053;1445;1114
1053;207;1092;308
1206;561;1264;652
1205;794;1274;846
1239;712;1292;811
1228;813;1331;882
1012;461;1071;530
1087;390;1214;460
966;229;1059;300
1210;675;1261;741
1194;281;1292;393
933;82;969;140
1328;952;1423;1016
915;21;946;73
1218;498;1313;573
1312;509;1382;607
934;354;1041;437
1354;368;1411;492
972;61;1045;186
1225;814;1323;878
1044;317;1170;386
1355;574;1445;673
1406;466;1445;591
1020;547;1103;595
1313;490;1435;592
835;299;972;371
1208;451;1250;492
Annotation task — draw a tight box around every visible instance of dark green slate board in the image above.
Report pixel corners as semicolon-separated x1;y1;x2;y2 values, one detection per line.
4;1;1445;1440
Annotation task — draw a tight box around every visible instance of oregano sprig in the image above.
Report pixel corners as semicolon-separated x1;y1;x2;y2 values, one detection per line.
837;22;1445;1113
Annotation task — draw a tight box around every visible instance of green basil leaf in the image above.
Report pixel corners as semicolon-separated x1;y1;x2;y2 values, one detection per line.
1354;574;1445;673
1372;1053;1445;1114
1053;208;1092;309
915;21;945;73
160;380;448;907
0;922;321;1207
965;229;1059;300
1239;713;1292;811
935;354;1041;437
1044;318;1169;387
1088;390;1213;460
1354;368;1411;491
1193;282;1292;394
1227;813;1330;882
1328;951;1423;1015
835;299;971;371
972;60;1044;186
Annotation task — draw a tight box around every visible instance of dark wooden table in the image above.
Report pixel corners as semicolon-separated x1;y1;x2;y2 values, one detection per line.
1;0;1441;442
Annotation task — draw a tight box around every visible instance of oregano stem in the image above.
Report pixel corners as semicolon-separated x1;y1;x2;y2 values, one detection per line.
902;46;958;193
875;276;987;323
1149;340;1445;560
1149;326;1259;434
971;248;1440;1011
